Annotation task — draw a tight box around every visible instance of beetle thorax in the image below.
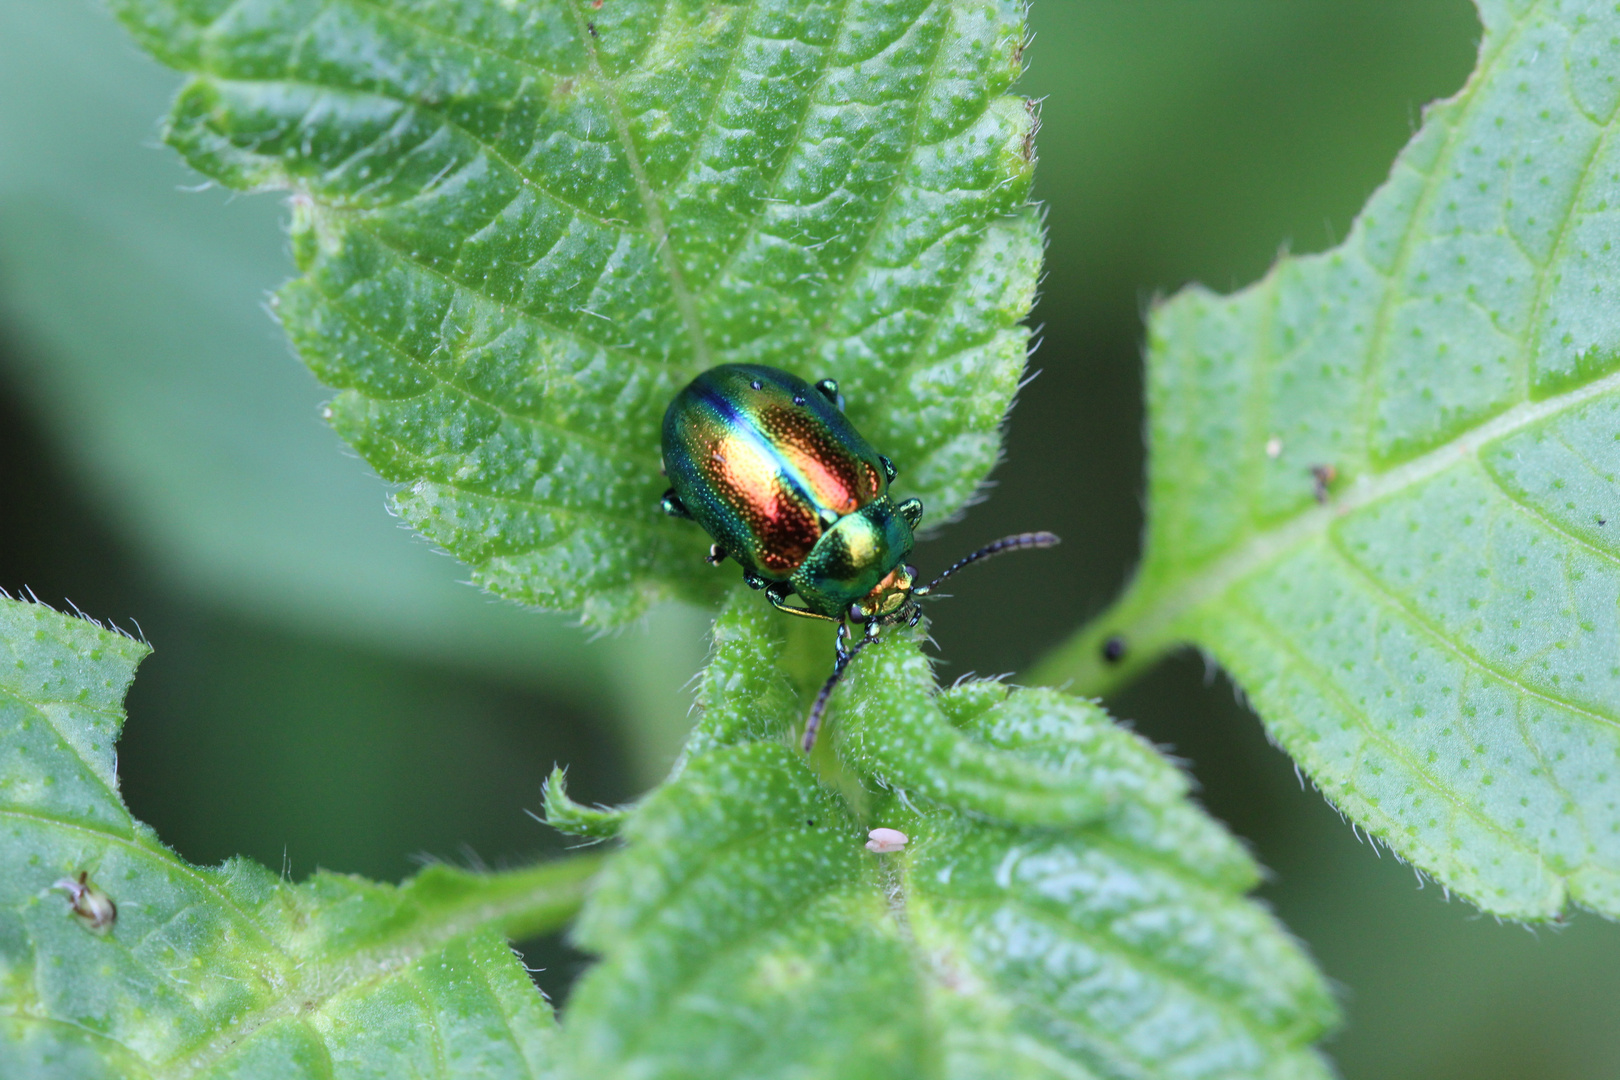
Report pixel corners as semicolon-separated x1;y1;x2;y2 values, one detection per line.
789;498;916;618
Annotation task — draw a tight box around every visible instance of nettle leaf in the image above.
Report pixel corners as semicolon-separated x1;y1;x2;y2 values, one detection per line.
109;0;1042;627
0;595;597;1079
561;594;1337;1080
1039;0;1620;920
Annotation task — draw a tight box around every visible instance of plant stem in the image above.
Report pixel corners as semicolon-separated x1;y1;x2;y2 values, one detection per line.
1027;579;1184;700
402;850;608;944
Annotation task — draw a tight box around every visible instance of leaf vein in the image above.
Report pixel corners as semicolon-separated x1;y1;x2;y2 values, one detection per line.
1519;89;1616;392
569;0;711;367
1325;522;1620;729
1354;2;1543;465
810;1;954;349
1224;595;1535;856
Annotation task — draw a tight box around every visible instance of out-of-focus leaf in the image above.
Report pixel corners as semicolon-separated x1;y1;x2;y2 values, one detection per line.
562;595;1337;1079
109;0;1042;627
1039;0;1620;921
0;595;597;1078
0;3;713;788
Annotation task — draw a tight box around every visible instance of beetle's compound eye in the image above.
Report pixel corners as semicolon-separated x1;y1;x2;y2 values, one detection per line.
865;828;908;853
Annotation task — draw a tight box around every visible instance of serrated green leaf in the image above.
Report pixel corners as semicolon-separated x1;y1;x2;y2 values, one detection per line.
0;595;599;1078
1038;0;1620;921
109;0;1042;627
562;595;1336;1079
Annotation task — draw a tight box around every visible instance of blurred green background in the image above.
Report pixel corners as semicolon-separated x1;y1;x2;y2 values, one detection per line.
2;1;1617;1075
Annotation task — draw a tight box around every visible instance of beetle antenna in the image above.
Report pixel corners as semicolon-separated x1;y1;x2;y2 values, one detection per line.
913;531;1060;596
802;633;877;752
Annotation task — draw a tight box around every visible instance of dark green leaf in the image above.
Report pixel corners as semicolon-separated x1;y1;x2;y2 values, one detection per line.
563;595;1337;1079
111;0;1042;626
0;596;597;1078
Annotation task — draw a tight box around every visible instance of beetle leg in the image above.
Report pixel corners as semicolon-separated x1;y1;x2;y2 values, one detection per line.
705;544;727;566
743;570;768;590
765;583;841;623
879;455;898;483
814;378;842;408
660;489;691;519
897;498;923;529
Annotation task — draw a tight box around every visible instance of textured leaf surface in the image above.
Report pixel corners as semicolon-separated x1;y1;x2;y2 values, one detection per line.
1040;0;1620;920
0;596;597;1079
562;595;1337;1080
111;0;1042;626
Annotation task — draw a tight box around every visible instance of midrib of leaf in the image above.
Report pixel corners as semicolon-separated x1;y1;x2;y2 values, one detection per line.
1039;0;1596;699
567;1;712;369
286;0;967;388
149;855;601;1080
1033;364;1620;697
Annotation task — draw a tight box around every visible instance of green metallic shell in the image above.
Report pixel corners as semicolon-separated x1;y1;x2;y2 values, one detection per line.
661;364;916;618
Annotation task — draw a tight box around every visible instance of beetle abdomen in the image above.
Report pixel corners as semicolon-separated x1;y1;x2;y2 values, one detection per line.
662;365;887;578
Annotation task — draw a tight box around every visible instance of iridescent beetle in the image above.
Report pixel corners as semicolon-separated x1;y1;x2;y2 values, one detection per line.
660;364;1058;750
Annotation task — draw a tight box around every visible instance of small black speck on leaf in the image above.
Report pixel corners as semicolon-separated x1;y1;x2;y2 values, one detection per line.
1309;464;1338;504
1102;635;1126;663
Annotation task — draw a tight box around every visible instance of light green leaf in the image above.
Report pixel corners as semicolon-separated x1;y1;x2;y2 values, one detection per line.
562;595;1337;1079
1038;0;1620;920
109;0;1042;627
0;595;598;1078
